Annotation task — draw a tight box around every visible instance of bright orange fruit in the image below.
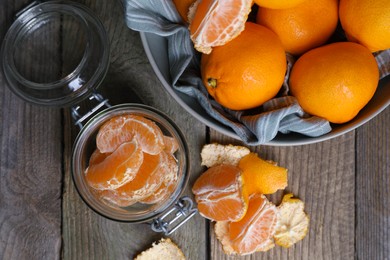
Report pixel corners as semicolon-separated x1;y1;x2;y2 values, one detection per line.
289;42;379;124
172;0;197;23
339;0;390;52
189;0;253;54
256;0;338;55
254;0;307;9
85;141;143;190
139;152;179;204
192;164;248;222
100;151;167;207
215;194;278;255
163;135;179;154
88;149;109;165
201;22;286;110
96;115;165;155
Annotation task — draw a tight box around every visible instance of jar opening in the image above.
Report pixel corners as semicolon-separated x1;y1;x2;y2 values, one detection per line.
12;11;88;86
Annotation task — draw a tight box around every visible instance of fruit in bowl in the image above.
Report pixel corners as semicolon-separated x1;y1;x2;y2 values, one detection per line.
174;0;388;126
134;0;390;145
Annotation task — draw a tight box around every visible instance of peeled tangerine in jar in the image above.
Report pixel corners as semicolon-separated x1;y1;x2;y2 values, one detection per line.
84;114;180;207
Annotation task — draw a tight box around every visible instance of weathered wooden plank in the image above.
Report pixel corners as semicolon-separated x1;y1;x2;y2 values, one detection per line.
0;1;62;259
61;1;207;259
209;132;356;259
356;106;390;260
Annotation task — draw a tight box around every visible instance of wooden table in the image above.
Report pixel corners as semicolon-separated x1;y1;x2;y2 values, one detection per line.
0;1;389;259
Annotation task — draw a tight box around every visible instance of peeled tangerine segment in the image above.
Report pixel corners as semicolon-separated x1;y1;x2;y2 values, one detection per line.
140;152;179;204
215;194;278;255
163;135;179;154
96;115;165;155
192;164;248;222
85;140;143;190
274;193;309;248
189;0;253;54
99;151;168;207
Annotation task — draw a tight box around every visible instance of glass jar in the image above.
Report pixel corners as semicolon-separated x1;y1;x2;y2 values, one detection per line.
72;104;191;223
1;1;197;234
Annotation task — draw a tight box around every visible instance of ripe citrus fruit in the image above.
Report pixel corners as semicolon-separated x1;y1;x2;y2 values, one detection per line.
289;42;379;124
201;22;286;110
256;0;338;55
85;141;143;190
192;164;249;222
162;135;179;154
254;0;307;9
100;151;167;207
339;0;390;52
189;0;253;54
88;149;108;165
274;194;310;248
238;153;288;195
172;0;197;23
215;194;278;255
96;115;165;155
139;153;179;204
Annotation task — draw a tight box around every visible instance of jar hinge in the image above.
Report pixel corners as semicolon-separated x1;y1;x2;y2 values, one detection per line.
71;93;111;129
151;196;198;235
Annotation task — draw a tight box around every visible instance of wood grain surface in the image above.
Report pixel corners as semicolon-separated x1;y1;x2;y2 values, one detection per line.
0;0;389;260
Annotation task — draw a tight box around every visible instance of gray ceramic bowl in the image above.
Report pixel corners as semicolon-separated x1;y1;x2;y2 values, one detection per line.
140;32;390;146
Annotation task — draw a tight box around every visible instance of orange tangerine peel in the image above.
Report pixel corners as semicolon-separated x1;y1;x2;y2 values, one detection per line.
238;152;288;195
201;143;250;168
273;193;310;248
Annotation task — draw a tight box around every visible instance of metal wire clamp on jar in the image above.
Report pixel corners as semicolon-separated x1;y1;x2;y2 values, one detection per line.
0;1;197;235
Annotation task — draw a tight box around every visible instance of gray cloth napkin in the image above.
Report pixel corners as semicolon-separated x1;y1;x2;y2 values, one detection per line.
124;0;389;145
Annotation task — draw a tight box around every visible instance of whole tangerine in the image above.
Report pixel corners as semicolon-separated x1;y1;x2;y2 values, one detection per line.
201;22;286;111
256;0;338;55
339;0;390;52
289;42;379;124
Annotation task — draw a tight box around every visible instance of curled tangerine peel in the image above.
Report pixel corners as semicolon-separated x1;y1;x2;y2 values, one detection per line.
85;141;143;190
192;164;248;222
96;115;165;155
238;153;288;195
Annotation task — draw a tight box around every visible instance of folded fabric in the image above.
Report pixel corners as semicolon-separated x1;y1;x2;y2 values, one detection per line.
124;0;388;145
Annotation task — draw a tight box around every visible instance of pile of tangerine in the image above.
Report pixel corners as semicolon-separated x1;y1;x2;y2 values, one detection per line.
84;114;180;207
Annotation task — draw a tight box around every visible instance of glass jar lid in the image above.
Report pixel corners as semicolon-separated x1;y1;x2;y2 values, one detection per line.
1;1;109;106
